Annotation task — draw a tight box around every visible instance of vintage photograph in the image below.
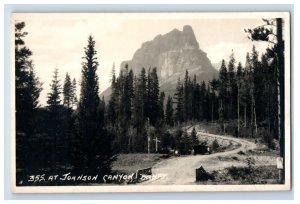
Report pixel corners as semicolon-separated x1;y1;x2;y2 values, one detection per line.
11;12;291;192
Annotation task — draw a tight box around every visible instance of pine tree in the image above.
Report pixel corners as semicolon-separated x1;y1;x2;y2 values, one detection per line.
117;65;134;152
63;73;72;109
236;62;243;137
183;70;190;121
174;78;184;124
159;91;165;126
250;46;259;136
205;84;211;121
199;81;207;120
71;78;78;108
107;64;118;128
165;95;174;126
15;22;42;170
194;83;201;121
77;35;114;173
147;68;160;126
242;53;252;128
62;75;77;167
218;59;228;123
47;68;62;112
245;18;285;183
228;51;238;119
140;68;148;121
47;67;62;171
191;127;198;145
131;69;148;152
210;77;219;122
192;75;198;121
180;131;192;155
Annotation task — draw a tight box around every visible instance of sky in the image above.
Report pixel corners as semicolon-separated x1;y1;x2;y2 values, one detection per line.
12;13;271;106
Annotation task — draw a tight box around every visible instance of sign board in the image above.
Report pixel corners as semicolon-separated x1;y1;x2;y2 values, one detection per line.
136;167;152;183
276;157;284;169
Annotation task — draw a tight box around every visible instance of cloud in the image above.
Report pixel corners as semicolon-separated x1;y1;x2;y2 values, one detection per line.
203;41;271;67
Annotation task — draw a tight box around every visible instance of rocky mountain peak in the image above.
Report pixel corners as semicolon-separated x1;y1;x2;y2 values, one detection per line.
102;25;217;100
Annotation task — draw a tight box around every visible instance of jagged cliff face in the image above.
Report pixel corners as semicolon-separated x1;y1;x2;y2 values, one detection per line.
102;25;217;99
120;25;216;80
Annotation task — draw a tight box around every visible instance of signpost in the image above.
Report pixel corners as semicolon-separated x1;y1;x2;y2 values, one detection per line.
277;157;284;183
153;137;160;152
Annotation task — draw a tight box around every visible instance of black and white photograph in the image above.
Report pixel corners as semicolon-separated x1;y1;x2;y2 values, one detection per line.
11;12;291;192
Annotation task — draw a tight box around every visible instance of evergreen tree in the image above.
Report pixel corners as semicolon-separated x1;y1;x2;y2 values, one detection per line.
140;68;148;121
228;51;238;119
131;68;148;152
71;78;78;108
117;65;134;152
46;68;62;171
241;53;252;128
174;78;184;123
250;46;259;136
47;68;62;112
159;91;165;126
205;84;211;121
165;95;174;126
245;18;285;183
15;22;42;170
210;77;219;122
183;70;191;121
191;127;198;145
63;73;72;109
180;131;192;155
199;81;207;120
194;83;201;121
77;35;113;173
236;62;243;136
147;68;160;126
218;59;228;121
191;75;198;121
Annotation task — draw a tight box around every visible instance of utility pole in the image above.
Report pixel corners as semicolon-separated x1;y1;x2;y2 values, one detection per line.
153;137;160;152
147;118;150;154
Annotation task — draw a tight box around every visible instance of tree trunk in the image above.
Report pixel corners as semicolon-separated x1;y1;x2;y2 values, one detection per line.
267;85;271;135
277;18;285;184
251;99;254;138
237;89;240;137
244;105;247;128
253;98;258;134
211;97;214;122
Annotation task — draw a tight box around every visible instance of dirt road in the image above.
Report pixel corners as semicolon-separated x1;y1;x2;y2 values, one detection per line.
142;126;258;185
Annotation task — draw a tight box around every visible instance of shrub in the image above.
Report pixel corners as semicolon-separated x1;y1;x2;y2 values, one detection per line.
226;120;239;137
258;129;276;149
212;138;220;151
244;157;255;173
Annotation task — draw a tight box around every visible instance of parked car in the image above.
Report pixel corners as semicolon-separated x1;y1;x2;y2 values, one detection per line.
193;145;211;155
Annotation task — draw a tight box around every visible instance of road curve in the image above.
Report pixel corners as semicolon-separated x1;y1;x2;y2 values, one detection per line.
142;126;257;185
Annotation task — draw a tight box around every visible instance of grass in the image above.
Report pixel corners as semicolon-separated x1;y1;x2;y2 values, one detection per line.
198;165;280;185
112;153;164;174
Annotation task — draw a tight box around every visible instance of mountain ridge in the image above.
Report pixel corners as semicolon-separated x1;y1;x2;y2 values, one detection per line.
101;25;218;100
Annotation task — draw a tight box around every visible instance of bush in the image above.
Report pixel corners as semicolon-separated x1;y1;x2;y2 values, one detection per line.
257;129;276;149
244;157;255;172
212;138;220;151
161;131;176;149
226;120;239;137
